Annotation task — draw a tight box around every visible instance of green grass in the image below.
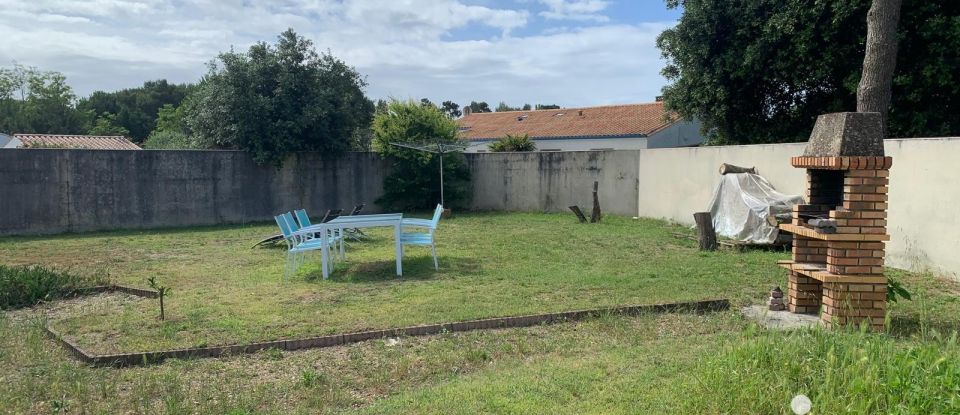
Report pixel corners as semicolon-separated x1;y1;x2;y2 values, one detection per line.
1;213;959;413
0;213;787;353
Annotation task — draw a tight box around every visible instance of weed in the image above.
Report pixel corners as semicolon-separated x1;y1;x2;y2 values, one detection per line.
0;264;107;309
264;347;284;360
299;368;326;388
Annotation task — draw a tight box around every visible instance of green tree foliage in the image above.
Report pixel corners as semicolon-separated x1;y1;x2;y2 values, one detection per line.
0;64;88;134
153;103;188;134
372;100;470;210
494;102;533;112
142;131;195;149
77;79;193;143
489;134;537;152
184;29;374;166
495;102;517;112
440;100;461;118
143;101;198;149
658;0;960;144
467;101;492;113
87;112;131;136
535;104;560;110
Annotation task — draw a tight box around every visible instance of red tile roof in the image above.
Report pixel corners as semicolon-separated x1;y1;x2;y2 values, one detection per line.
456;102;678;141
13;134;141;150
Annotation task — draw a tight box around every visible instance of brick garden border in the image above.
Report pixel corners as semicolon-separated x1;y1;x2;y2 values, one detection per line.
74;284;159;299
44;298;729;367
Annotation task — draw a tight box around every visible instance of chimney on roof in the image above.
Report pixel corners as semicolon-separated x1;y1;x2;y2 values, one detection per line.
463;106;472;116
578;110;583;116
655;96;664;102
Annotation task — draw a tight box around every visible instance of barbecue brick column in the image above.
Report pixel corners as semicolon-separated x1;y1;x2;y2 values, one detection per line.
822;164;890;331
777;112;891;331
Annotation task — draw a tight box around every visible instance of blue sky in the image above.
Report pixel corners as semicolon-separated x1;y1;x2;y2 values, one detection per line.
0;1;682;108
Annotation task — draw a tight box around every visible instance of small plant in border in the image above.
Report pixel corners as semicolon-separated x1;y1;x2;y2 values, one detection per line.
146;277;171;320
887;278;911;302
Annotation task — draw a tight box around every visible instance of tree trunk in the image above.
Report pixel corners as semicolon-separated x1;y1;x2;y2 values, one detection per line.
590;181;602;223
693;212;718;251
569;206;587;223
856;0;903;138
718;163;757;175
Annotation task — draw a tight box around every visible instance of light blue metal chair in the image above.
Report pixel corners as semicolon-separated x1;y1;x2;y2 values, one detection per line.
294;209;344;253
400;204;443;270
274;212;340;280
401;204;443;230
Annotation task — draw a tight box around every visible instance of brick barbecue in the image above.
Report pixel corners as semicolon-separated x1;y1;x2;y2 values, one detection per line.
777;112;890;331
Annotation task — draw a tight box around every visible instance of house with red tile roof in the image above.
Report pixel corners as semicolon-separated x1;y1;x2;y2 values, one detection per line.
457;102;704;152
2;134;141;150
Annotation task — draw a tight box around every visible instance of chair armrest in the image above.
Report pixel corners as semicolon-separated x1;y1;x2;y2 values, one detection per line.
401;219;436;229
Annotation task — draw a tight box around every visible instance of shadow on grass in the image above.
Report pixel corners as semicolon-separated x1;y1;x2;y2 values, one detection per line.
1;221;278;243
888;315;960;339
299;255;482;284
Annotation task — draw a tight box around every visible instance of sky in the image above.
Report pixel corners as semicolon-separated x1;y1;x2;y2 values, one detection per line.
0;0;682;108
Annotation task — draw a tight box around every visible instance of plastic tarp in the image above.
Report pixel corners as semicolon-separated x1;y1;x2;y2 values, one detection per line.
707;173;805;244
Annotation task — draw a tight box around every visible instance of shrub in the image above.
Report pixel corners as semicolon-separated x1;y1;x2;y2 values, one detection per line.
488;134;536;152
372;99;471;210
682;327;960;413
142;131;197;149
0;265;108;309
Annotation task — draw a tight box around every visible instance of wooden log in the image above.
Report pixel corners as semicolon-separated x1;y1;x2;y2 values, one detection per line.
719;163;757;175
569;206;587;223
766;214;780;227
590;181;602;223
693;212;718;251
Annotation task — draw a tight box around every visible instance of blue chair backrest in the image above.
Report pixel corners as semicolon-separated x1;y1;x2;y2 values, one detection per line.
431;204;443;227
275;215;293;239
294;209;312;228
282;212;301;233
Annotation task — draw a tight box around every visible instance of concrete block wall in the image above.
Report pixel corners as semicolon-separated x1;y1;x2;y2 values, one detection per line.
0;150;389;235
465;150;640;216
0;149;640;237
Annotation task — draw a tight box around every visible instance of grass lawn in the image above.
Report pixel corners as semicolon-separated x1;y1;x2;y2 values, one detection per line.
2;212;959;413
0;213;787;353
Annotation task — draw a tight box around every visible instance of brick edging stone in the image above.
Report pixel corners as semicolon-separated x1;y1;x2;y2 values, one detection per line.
75;285;159;299
45;298;729;367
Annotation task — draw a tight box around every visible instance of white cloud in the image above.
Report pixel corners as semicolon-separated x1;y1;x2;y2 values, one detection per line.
538;0;610;22
0;0;672;107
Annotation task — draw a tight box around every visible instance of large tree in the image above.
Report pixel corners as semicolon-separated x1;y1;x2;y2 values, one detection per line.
658;0;960;144
77;79;193;143
0;64;88;134
857;0;903;137
185;29;374;166
466;101;492;113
